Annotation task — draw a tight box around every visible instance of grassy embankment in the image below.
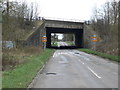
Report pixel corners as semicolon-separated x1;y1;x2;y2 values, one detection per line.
79;49;119;62
2;49;54;88
66;41;75;46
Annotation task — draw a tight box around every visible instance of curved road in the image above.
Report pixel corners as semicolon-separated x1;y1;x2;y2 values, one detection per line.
28;50;118;88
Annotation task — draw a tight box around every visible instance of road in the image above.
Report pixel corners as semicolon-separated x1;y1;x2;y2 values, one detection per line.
29;50;118;88
57;42;68;47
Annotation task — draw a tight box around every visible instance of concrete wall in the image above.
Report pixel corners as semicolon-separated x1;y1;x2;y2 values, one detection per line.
23;19;84;48
22;23;45;47
45;20;84;29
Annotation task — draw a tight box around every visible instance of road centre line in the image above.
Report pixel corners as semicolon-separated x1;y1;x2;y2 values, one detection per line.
78;60;84;64
68;52;85;64
64;51;101;79
74;54;90;61
87;66;102;79
66;51;101;79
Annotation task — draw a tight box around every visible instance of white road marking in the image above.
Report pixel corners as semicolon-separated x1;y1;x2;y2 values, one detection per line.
53;52;60;57
87;66;102;79
53;52;56;57
84;57;90;61
74;54;90;61
78;60;84;64
60;56;68;62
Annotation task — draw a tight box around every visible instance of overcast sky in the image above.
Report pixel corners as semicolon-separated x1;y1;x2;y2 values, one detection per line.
11;0;108;21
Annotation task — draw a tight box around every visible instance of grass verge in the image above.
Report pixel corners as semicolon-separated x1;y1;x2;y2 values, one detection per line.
66;41;75;46
79;49;119;62
51;41;58;46
2;49;54;88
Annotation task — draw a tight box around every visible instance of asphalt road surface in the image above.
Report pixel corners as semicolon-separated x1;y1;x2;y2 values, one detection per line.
29;50;118;88
57;42;68;47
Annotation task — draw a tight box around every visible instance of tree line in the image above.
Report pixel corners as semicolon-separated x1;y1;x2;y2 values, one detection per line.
88;0;119;55
2;0;40;41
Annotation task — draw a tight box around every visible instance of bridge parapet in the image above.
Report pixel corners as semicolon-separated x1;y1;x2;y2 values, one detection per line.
45;19;84;29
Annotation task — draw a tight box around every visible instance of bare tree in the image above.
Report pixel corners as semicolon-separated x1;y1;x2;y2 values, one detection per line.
33;3;39;20
110;0;118;24
89;0;119;55
2;0;40;41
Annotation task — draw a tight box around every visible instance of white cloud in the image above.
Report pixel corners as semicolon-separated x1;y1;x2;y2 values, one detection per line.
10;0;108;20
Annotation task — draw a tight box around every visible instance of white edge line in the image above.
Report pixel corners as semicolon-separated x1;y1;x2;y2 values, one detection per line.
88;66;102;79
53;52;57;57
53;53;55;57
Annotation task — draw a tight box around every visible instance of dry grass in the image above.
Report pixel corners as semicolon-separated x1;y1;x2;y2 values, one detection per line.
21;20;43;40
80;49;119;62
84;25;118;56
3;49;54;88
2;46;43;71
96;41;118;55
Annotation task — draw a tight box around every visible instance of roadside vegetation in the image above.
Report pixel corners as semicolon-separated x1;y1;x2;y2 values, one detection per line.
79;49;119;62
84;0;119;56
2;0;42;41
2;48;54;88
2;47;43;71
51;41;58;46
1;0;54;88
66;41;75;46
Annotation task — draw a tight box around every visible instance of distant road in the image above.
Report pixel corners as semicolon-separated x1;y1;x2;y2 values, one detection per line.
29;50;118;88
57;42;68;47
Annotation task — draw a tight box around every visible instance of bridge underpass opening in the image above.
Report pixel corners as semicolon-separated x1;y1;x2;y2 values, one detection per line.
46;27;84;49
51;33;75;47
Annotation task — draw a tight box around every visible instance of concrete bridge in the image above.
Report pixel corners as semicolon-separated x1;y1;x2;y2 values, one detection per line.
22;19;84;49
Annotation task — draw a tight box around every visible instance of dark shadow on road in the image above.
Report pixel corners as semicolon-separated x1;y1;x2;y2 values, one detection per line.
47;46;83;49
